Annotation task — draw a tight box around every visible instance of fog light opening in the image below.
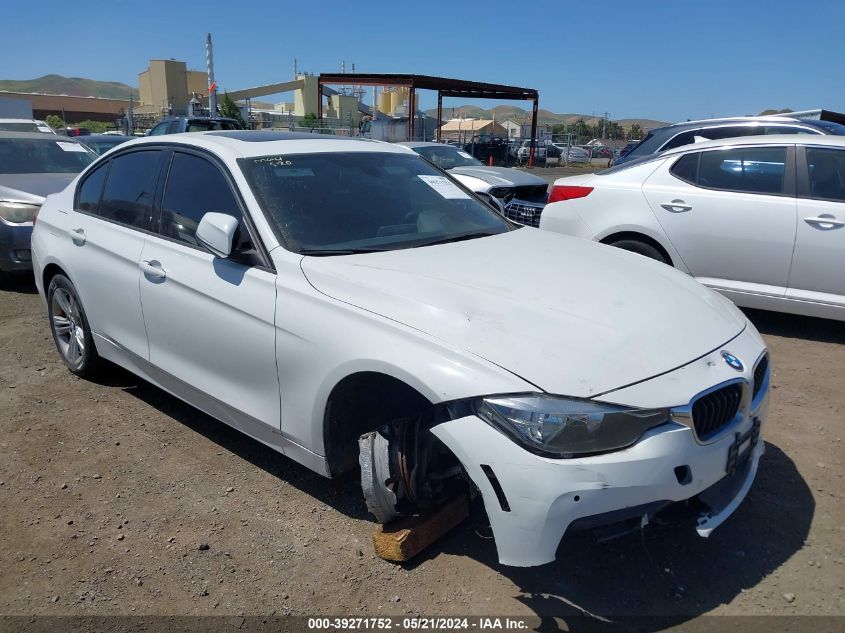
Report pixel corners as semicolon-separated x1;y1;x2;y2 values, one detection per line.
674;465;692;485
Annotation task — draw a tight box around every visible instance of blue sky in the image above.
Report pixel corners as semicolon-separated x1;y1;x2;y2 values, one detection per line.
2;0;843;122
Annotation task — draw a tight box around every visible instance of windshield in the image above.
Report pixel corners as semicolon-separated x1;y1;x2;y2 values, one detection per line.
0;138;95;173
239;151;511;254
412;145;483;169
82;138;128;155
0;122;51;133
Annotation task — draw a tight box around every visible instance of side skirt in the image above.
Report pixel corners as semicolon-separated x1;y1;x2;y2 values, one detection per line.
93;333;331;477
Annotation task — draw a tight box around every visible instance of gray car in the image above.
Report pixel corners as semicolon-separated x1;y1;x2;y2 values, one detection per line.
399;142;548;227
614;115;845;166
0;132;95;277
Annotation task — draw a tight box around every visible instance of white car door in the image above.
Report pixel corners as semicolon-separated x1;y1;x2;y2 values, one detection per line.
787;145;845;307
69;149;166;359
138;150;280;432
641;145;797;297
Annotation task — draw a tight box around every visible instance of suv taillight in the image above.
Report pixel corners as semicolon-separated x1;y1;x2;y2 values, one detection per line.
547;185;594;203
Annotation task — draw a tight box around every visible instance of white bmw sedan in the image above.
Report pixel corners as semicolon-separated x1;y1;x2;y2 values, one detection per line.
32;131;769;567
541;135;845;322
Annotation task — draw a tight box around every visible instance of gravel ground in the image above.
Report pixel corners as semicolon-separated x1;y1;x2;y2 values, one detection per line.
0;272;843;628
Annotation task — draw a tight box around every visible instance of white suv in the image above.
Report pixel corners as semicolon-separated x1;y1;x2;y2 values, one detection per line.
32;131;769;567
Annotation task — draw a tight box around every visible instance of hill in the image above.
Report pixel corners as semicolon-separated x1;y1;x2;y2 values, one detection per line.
0;74;134;99
425;104;667;130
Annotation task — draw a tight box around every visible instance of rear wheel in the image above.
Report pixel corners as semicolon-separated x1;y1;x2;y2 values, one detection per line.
608;239;669;265
47;274;101;376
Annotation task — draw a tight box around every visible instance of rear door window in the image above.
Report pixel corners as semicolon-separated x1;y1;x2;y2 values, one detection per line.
697;146;787;195
805;147;845;202
98;150;161;229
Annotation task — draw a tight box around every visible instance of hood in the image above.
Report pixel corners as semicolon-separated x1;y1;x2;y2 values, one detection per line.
448;165;547;188
0;173;76;202
300;229;746;398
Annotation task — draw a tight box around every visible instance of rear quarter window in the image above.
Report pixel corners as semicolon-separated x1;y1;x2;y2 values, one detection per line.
76;162;110;214
669;153;699;184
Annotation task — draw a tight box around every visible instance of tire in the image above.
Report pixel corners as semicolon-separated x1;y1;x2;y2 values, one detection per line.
358;430;399;524
608;239;669;265
47;274;101;377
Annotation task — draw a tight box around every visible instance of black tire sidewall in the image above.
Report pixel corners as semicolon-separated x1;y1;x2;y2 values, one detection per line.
47;274;98;376
609;239;668;265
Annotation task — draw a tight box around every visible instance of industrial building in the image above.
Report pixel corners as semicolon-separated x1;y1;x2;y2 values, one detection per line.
136;59;208;115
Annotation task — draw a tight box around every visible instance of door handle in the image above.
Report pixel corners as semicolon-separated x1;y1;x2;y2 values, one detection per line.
139;260;167;280
70;228;86;245
660;200;693;213
804;215;844;229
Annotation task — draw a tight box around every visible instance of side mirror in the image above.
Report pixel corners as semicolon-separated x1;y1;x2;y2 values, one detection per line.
196;212;238;258
476;191;506;216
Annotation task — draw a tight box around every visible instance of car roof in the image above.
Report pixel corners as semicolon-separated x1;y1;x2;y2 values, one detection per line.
661;133;845;156
112;130;417;158
0;131;82;141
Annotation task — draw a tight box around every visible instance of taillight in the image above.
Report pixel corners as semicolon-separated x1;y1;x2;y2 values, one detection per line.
547;185;593;203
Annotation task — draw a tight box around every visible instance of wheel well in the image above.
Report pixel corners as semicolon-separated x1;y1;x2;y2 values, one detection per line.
600;231;673;266
323;372;433;477
42;263;68;292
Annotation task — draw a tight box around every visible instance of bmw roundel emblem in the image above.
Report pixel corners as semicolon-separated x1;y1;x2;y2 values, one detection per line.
721;351;744;372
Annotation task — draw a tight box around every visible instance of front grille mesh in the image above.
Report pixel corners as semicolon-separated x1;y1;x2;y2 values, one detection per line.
752;354;769;400
692;383;742;439
503;202;543;227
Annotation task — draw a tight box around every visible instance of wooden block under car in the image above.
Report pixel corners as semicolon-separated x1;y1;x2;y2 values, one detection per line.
373;495;470;563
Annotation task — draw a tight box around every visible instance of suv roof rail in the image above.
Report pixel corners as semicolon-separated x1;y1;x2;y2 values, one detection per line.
669;115;801;127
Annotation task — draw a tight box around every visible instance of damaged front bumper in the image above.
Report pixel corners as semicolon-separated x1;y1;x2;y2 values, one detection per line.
431;336;769;567
432;413;764;567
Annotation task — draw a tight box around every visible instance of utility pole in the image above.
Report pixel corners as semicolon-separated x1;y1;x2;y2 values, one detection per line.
206;33;217;116
127;90;134;135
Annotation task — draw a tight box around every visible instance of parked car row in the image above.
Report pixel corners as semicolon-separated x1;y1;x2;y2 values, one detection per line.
544;134;845;321
20;129;775;569
8;113;842;568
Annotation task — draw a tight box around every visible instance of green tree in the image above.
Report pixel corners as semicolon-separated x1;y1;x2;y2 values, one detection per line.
301;112;318;129
628;124;643;140
45;114;64;130
220;92;246;127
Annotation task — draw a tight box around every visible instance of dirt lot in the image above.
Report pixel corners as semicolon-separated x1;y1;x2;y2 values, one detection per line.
0;271;843;628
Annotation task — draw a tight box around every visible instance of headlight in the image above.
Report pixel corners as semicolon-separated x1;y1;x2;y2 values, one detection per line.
477;394;670;458
0;200;40;224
